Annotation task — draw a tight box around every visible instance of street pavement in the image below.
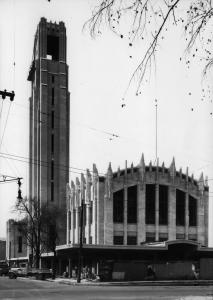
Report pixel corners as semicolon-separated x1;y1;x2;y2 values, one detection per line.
1;276;213;299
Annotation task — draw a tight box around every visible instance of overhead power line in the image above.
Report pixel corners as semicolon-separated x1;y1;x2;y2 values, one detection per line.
13;102;120;139
0;102;12;150
0;151;105;177
0;151;212;185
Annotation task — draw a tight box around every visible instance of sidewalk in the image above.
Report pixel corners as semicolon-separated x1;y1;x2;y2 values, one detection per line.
47;277;213;286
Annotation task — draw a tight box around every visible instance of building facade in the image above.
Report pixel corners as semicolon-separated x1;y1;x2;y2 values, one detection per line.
52;156;211;279
66;156;209;247
6;219;27;266
0;239;6;261
28;18;70;244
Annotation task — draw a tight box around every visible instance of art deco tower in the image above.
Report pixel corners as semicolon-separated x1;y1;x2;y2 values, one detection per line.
28;18;70;244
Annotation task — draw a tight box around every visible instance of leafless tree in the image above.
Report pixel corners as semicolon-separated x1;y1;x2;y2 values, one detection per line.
86;0;213;93
15;197;62;273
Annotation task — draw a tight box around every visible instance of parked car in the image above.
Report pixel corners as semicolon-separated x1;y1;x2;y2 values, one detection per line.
8;267;52;280
0;262;9;276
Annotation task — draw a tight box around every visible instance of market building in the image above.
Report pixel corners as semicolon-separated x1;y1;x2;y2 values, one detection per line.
52;156;213;280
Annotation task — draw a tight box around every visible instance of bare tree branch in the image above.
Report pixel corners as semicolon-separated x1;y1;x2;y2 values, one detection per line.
86;0;213;93
14;197;63;268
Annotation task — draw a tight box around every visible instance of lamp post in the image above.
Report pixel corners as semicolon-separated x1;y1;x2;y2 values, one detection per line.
77;202;84;283
0;90;15;101
77;174;85;283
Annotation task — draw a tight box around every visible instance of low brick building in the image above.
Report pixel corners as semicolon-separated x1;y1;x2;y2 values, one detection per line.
0;239;6;261
6;219;28;267
52;155;213;280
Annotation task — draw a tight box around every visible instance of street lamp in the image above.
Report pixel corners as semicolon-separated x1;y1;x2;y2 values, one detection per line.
77;174;85;283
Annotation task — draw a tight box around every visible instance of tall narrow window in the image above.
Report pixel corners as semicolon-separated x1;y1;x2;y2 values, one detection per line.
51;160;54;180
51;182;54;202
69;211;71;230
159;185;168;225
189;195;197;226
127;185;137;223
176;189;185;226
73;210;76;229
145;184;155;224
83;205;86;227
51;133;54;155
47;35;59;60
127;236;137;245
113;189;124;223
52;75;55;84
78;210;81;227
18;236;22;253
113;235;124;245
51;111;54;129
51;88;54;105
90;204;93;224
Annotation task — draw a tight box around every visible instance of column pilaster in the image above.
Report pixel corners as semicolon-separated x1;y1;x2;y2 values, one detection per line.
168;185;176;240
124;186;128;245
185;191;189;239
137;184;145;244
155;184;159;241
75;208;79;244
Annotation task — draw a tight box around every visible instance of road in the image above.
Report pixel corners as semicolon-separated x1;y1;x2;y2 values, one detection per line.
1;277;213;299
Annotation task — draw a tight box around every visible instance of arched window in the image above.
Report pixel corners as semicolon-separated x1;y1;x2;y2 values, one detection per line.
159;185;168;225
145;184;155;224
113;189;124;223
176;189;185;226
189;195;197;226
127;185;137;223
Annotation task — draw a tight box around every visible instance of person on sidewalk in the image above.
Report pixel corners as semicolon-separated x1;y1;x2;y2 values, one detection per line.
145;265;156;281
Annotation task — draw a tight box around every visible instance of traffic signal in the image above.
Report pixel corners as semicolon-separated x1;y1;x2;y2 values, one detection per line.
2;90;7;99
10;91;15;101
18;178;21;188
18;189;23;200
17;178;23;199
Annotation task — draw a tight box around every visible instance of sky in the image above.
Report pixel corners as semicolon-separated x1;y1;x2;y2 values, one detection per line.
0;0;213;244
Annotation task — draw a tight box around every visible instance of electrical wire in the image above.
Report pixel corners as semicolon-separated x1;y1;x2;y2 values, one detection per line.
0;98;4;121
0;151;105;177
2;145;20;177
0;151;212;185
13;101;120;139
0;101;12;150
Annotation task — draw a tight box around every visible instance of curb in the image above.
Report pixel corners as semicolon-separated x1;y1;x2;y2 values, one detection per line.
47;279;213;287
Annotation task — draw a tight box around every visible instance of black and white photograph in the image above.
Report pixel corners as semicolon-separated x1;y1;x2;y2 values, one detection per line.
0;0;213;299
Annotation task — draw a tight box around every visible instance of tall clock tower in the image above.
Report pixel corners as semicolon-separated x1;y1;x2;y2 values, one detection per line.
28;18;70;244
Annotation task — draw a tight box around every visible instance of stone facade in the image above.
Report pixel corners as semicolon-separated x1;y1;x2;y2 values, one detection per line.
28;18;70;244
6;219;27;262
66;155;209;247
0;240;6;261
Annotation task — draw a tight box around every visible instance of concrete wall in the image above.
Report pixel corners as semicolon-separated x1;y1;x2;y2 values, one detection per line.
0;240;6;261
112;261;196;281
199;258;213;279
6;219;27;261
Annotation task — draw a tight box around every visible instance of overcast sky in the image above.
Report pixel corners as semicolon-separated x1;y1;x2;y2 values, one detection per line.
0;0;213;244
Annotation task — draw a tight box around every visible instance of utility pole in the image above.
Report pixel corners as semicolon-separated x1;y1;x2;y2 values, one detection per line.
77;174;85;283
0;175;23;199
0;90;15;101
155;99;158;164
77;202;84;283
